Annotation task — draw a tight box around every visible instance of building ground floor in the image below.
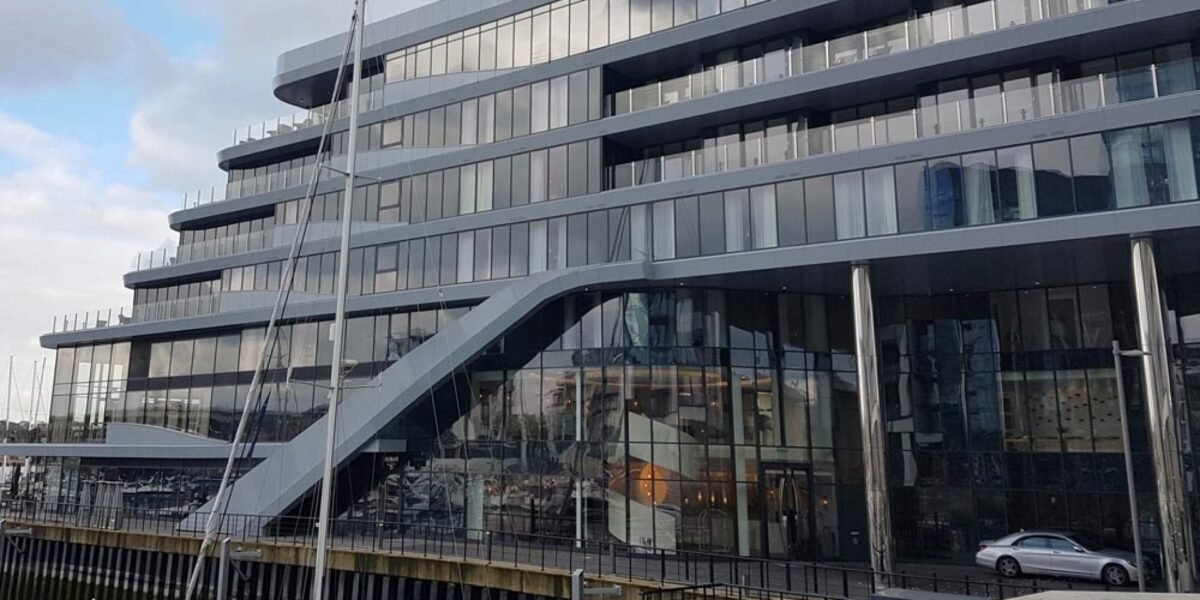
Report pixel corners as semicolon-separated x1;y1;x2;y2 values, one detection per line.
13;232;1200;575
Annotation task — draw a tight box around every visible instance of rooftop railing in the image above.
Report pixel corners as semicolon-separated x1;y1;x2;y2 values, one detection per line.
610;0;1122;116
609;57;1200;189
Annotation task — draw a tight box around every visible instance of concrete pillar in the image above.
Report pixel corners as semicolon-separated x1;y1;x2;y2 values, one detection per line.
1130;236;1197;592
851;263;895;584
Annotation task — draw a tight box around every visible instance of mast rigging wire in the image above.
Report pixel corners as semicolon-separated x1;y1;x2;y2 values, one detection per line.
182;12;358;598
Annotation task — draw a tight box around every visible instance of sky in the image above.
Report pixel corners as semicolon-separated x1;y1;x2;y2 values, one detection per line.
0;0;432;424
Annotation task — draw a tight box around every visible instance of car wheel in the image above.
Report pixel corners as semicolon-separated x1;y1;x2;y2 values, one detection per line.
996;556;1022;578
1102;564;1130;587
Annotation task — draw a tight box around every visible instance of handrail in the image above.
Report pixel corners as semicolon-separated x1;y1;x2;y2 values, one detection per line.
0;499;1073;600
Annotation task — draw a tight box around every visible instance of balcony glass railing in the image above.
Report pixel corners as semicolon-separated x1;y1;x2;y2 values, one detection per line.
130;229;277;272
608;57;1200;189
611;0;1121;116
181;159;318;210
231;74;386;146
52;291;333;334
52;296;220;334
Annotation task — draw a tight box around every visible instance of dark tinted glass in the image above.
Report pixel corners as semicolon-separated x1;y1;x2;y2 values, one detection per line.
776;181;806;246
805;176;836;243
1033;140;1075;216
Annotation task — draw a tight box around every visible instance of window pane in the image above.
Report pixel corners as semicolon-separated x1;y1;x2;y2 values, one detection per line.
652;200;676;260
493;225;511;277
750;185;778;248
863;166;898;235
568;142;588;198
962;151;999;224
805;176;835;243
723;189;751;252
833;171;865;239
511;222;530;276
568;213;588;267
459;164;477;214
776;180;806;246
997;145;1037;221
675;196;700;258
531;150;549;202
457;233;475;282
1033;140;1075;216
925;156;963;229
549;146;568;200
1070;134;1114;212
475;229;493;280
699;193;725;255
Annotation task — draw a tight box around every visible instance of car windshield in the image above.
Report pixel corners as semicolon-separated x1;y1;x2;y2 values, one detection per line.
1067;533;1105;552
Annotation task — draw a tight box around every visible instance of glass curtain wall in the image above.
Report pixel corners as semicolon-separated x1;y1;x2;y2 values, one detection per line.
46;306;471;444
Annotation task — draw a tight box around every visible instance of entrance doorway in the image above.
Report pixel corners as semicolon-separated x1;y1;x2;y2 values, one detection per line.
760;463;814;560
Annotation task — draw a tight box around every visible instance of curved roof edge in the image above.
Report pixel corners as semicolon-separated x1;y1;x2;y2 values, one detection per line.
273;0;546;107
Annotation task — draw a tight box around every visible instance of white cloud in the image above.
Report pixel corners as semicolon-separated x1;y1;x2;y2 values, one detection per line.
0;113;172;422
0;0;167;91
127;0;436;192
0;0;437;421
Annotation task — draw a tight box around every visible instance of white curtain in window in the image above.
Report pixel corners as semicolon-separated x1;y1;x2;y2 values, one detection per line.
724;193;749;252
1157;121;1198;202
834;172;866;239
864;166;898;235
530;220;548;273
963;154;997;225
457;234;474;282
750;186;778;249
1108;128;1151;207
459;165;477;214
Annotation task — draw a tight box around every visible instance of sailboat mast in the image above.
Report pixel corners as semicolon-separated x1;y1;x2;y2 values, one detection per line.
311;0;366;597
3;356;12;491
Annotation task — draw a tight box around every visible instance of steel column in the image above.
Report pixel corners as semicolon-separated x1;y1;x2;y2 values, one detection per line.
1130;236;1196;592
851;263;894;585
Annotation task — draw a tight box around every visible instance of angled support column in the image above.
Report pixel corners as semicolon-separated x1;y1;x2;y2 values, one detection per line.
851;263;894;585
1130;236;1196;592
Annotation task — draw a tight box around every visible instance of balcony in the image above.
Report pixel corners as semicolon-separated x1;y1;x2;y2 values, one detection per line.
608;53;1200;189
610;0;1120;116
130;228;276;272
51;291;333;334
231;72;386;146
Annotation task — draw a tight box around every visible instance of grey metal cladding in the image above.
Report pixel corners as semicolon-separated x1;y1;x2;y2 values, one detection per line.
142;90;1200;288
193;0;1200;230
47;196;1200;350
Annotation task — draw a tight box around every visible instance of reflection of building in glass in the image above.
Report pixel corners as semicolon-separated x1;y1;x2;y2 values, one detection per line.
17;0;1200;574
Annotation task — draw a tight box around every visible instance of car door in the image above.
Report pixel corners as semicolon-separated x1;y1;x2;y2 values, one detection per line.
1046;536;1100;578
1011;536;1054;574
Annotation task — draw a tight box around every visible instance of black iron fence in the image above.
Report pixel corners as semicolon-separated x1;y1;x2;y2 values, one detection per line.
0;500;1110;599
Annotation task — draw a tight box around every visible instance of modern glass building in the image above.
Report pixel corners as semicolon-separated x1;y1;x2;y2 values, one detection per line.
15;0;1200;584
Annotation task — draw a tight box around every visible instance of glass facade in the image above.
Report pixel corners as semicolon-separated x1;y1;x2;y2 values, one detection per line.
610;43;1200;189
383;0;769;83
47;306;471;444
341;280;1179;563
609;0;1124;115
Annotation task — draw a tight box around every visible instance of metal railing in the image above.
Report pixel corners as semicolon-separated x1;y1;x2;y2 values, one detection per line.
608;57;1200;190
232;76;385;146
131;229;276;272
610;0;1121;116
0;500;1098;599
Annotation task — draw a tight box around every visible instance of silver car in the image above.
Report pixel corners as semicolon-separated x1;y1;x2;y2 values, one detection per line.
975;531;1144;587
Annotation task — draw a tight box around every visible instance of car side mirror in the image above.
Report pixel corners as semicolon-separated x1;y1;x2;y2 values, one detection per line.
1074;547;1085;553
